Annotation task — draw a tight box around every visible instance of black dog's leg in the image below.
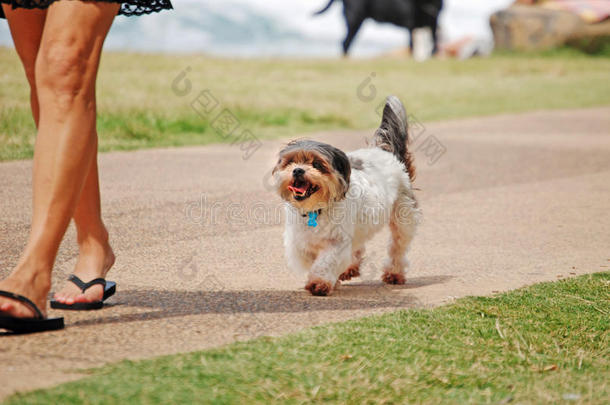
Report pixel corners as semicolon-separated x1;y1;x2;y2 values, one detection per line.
431;22;439;55
408;29;414;54
343;16;364;56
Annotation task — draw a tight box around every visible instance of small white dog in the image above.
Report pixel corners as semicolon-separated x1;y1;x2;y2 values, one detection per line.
272;96;421;296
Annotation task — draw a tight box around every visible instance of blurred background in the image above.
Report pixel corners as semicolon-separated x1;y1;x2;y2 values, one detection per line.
2;0;512;57
1;0;609;161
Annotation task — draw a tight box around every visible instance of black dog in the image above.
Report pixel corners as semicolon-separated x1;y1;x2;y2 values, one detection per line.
314;0;443;56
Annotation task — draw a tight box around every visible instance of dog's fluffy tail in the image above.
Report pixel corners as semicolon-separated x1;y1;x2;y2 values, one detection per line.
373;95;416;181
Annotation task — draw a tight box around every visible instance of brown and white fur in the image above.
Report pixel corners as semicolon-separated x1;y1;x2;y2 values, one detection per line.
272;96;420;296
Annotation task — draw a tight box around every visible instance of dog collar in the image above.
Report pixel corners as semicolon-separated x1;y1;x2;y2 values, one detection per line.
302;209;322;227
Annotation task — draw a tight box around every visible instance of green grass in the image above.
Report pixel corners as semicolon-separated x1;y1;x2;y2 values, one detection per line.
7;273;609;404
1;48;610;161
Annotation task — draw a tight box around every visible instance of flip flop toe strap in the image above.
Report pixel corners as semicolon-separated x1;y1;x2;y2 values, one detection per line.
0;290;44;319
68;275;107;293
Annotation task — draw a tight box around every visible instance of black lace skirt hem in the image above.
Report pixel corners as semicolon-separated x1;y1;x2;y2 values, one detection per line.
0;0;173;18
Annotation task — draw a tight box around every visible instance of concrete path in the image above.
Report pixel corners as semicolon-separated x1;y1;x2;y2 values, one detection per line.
1;108;609;399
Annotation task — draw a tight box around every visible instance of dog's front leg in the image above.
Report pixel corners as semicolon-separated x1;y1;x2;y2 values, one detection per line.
305;240;352;296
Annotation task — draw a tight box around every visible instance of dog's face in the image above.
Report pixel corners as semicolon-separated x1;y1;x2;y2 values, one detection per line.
272;140;351;212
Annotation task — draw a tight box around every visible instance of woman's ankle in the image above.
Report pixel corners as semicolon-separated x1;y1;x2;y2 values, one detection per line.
5;261;52;297
74;229;115;278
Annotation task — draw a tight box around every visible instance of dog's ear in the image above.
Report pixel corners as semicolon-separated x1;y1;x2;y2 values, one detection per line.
330;147;351;199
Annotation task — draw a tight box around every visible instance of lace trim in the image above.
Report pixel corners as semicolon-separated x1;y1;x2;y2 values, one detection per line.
0;0;173;17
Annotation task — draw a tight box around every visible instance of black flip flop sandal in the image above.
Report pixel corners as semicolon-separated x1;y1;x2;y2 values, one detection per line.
0;290;64;334
50;275;116;310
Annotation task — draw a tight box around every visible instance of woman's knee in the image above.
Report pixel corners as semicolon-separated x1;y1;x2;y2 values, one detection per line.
35;37;93;103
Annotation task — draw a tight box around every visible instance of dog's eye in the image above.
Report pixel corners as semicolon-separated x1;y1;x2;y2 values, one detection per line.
313;161;326;172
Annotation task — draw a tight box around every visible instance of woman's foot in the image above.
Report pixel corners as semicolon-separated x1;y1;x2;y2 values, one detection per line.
0;267;51;318
53;237;115;306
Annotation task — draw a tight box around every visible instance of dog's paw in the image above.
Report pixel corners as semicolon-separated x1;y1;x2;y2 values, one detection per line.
339;265;360;281
382;272;406;285
305;278;333;296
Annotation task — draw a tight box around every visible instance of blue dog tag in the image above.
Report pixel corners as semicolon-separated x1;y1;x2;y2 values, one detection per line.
307;211;319;227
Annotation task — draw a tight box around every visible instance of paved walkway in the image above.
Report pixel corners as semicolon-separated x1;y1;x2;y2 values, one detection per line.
1;108;609;399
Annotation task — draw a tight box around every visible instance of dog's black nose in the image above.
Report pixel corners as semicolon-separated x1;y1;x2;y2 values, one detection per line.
293;168;305;177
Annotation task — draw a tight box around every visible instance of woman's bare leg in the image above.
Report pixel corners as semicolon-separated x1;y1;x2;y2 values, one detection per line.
53;156;116;305
0;1;119;317
2;4;116;308
2;5;45;124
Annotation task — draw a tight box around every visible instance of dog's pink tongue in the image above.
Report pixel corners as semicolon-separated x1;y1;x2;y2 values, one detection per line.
289;185;307;194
